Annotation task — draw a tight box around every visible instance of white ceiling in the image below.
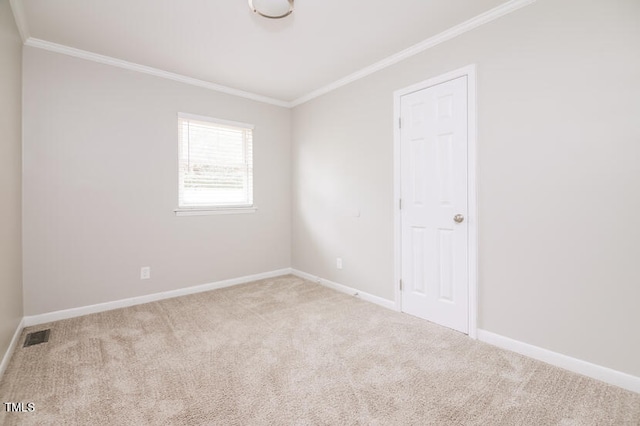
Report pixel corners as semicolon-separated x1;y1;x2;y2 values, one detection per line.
17;0;509;104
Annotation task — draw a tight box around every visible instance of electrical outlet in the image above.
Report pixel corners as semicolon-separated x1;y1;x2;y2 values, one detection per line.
336;258;343;269
140;266;151;280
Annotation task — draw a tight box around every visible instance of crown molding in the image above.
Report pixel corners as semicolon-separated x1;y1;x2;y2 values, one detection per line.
9;0;30;42
24;38;291;108
290;0;537;107
20;0;536;109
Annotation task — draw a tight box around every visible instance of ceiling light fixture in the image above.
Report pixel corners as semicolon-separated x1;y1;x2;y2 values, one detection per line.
248;0;294;19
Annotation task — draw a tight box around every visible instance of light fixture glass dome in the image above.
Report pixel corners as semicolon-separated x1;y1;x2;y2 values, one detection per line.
248;0;294;19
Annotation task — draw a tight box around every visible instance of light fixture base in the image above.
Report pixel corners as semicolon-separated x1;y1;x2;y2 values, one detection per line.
248;0;294;19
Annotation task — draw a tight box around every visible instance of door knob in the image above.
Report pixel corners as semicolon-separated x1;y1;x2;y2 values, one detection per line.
454;214;464;223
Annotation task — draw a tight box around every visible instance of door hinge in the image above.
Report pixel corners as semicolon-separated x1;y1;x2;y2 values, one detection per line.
398;117;402;129
399;279;403;291
399;198;402;210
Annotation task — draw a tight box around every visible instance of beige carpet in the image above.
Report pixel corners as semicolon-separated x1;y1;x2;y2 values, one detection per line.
0;275;638;425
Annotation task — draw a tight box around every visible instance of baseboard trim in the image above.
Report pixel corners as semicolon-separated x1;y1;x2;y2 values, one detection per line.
477;329;640;394
0;317;25;380
291;269;396;310
18;269;638;394
23;268;293;327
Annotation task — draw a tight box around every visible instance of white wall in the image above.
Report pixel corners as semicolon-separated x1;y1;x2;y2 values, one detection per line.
0;0;24;359
292;0;640;377
23;47;291;315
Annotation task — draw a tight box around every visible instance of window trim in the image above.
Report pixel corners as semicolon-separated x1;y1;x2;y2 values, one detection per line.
174;206;257;216
177;112;255;132
176;112;255;216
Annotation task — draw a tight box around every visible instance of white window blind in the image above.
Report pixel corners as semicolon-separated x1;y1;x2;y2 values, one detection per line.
178;113;254;209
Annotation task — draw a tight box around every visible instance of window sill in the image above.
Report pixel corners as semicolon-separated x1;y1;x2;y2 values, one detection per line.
174;207;257;216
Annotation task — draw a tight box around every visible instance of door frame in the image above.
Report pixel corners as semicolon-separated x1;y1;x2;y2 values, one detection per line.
393;64;478;338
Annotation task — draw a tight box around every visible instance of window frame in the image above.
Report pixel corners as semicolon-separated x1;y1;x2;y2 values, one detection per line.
174;112;256;216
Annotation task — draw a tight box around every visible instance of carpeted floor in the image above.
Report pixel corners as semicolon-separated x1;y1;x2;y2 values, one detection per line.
0;275;638;425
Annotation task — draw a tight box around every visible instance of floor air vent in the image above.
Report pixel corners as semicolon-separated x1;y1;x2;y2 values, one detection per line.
23;329;50;347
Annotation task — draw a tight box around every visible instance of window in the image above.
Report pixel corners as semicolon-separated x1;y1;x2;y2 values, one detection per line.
176;113;254;215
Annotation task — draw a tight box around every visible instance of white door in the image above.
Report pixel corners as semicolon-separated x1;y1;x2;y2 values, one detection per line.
400;76;469;334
